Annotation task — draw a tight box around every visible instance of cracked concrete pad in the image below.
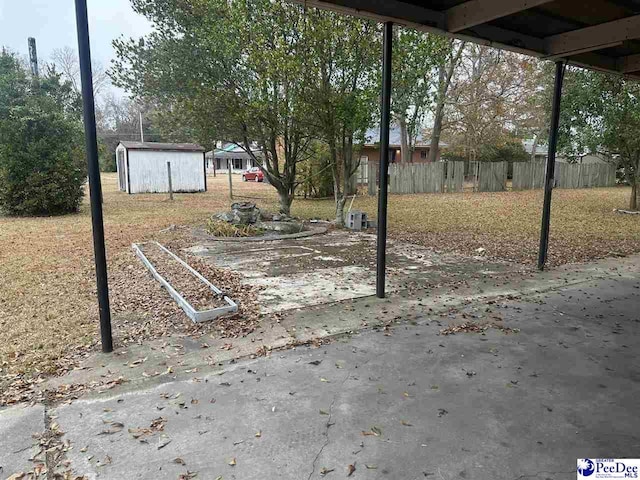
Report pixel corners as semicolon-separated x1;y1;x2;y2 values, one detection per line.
0;405;44;476
189;230;517;314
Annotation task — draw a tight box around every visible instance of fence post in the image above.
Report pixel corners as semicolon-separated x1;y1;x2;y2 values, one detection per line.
167;161;174;200
228;158;233;200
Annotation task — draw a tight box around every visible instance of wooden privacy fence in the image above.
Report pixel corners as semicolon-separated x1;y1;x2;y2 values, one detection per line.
513;160;616;190
366;161;464;195
477;161;508;192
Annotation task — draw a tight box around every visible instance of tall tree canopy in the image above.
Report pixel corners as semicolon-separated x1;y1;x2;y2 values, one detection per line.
304;10;379;224
391;29;449;163
559;68;640;210
111;0;316;214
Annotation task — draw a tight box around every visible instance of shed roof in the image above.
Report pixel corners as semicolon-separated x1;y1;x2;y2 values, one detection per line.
120;141;205;152
297;0;640;80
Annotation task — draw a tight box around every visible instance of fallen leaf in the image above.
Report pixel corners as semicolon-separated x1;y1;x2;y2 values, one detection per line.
228;458;236;466
158;434;172;449
178;472;198;480
99;422;124;435
347;464;356;477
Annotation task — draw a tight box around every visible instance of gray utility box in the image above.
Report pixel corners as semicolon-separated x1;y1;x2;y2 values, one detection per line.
347;210;368;231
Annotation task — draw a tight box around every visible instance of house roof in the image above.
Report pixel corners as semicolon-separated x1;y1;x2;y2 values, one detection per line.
296;0;640;81
364;126;446;148
206;143;263;159
120;141;205;152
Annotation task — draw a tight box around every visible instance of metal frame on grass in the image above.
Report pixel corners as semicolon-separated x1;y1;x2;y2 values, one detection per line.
132;242;238;323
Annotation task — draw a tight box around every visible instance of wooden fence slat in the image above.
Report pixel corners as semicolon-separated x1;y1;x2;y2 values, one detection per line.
511;160;615;190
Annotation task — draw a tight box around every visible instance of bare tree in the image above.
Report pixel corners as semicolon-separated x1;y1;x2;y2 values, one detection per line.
445;45;537;160
50;46;109;97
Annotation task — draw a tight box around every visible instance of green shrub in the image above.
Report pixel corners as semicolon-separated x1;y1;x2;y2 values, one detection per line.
99;148;117;172
0;96;87;216
0;50;87;216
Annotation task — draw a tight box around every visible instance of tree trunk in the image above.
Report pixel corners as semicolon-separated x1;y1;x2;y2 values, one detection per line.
335;195;346;225
631;180;638;211
429;42;465;163
278;189;292;216
429;106;444;163
398;116;410;163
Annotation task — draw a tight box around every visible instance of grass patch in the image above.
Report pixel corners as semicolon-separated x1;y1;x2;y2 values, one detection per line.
205;219;264;237
1;173;639;388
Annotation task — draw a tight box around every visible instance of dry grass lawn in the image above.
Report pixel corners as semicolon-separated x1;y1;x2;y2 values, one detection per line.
1;173;639;388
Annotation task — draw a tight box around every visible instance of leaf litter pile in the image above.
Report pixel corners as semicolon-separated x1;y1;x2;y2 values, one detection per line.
0;225;262;406
111;231;262;343
138;242;230;311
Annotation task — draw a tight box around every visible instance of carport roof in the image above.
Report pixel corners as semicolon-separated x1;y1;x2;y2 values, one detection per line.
298;0;640;80
120;141;205;152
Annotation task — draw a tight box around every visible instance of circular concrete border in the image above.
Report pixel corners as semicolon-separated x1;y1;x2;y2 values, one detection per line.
192;225;328;242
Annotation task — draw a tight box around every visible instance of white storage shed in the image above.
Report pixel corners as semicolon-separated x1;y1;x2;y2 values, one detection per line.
116;142;207;194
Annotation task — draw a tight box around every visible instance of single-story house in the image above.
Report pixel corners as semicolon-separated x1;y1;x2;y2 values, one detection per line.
116;141;206;194
361;125;444;166
522;139;610;164
206;143;264;173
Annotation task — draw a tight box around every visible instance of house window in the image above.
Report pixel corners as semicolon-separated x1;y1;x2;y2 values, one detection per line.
420;150;427;159
233;158;243;170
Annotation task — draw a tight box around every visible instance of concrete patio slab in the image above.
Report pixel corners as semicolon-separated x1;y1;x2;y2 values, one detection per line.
37;273;640;480
188;230;519;313
0;405;44;477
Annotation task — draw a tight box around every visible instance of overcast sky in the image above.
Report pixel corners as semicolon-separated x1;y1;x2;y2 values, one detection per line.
0;0;152;96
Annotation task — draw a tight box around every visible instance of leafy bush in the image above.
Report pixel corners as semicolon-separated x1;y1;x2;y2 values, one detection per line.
478;141;529;163
99;142;117;172
297;143;334;198
0;51;87;216
0;97;87;216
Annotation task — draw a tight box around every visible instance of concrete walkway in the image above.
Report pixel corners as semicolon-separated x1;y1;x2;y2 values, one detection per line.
2;270;639;479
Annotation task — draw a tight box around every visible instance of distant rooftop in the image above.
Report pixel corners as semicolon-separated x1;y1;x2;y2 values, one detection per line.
120;141;205;152
522;139;549;156
206;143;263;158
364;125;445;148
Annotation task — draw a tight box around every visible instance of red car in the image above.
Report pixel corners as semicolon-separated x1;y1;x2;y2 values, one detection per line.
242;167;264;182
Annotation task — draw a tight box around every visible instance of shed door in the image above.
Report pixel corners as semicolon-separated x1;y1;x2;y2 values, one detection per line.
117;150;126;191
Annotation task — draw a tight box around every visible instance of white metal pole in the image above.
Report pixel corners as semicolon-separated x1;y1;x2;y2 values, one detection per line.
139;111;144;142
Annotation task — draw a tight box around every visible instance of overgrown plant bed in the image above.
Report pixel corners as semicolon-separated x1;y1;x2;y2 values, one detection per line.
134;241;237;322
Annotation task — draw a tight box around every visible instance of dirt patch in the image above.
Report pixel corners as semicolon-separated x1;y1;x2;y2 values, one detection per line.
138;242;229;311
